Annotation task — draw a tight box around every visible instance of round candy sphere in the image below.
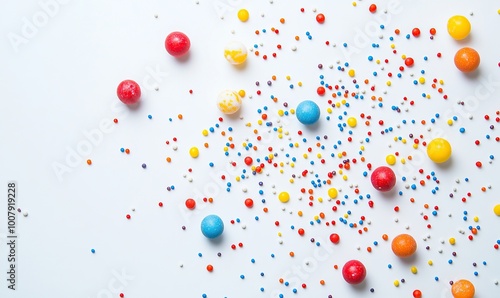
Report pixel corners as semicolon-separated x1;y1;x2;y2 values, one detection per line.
296;100;320;125
342;260;366;285
117;80;141;105
427;138;452;163
217;90;242;114
454;47;480;73
391;233;417;258
224;41;248;65
447;15;471;40
165;31;191;57
370;166;396;192
451;279;475;298
201;215;224;239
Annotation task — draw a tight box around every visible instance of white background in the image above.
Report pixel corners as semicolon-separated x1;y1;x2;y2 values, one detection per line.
1;0;500;297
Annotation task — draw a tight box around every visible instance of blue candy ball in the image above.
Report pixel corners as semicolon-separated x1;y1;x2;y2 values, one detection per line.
296;100;320;125
201;215;224;239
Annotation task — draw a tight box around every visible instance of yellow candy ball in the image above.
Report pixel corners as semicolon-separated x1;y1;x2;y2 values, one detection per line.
427;138;452;163
494;204;500;216
224;41;248;65
347;117;357;128
237;9;249;22
278;192;290;203
386;154;396;165
328;188;338;199
447;15;471;40
217;90;242;114
189;147;199;158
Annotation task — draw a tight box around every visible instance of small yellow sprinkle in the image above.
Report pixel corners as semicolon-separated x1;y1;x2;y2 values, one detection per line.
290;109;295;114
402;139;407;144
447;119;453;126
303;153;308;159
344;214;349;219
290;162;295;168
401;54;407;59
289;179;294;183
352;2;357;6
386;81;392;86
449;237;456;245
314;215;319;221
473;216;479;222
298;82;303;87
411;266;418;274
202;129;209;136
428;260;433;266
238;89;246;97
390;44;395;49
294;143;299;148
278;110;284;116
394;280;400;287
439;79;444;85
318;197;323;203
317;153;322;158
342;175;348;181
401;158;406;164
413;144;419;149
360;146;365;151
327;107;332;114
235;176;240;182
338;169;343;175
278;232;282;236
419;77;425;84
348;69;355;77
376;59;380;64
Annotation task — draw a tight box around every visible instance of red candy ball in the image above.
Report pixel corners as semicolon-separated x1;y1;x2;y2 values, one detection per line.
329;233;340;244
165;31;191;57
342;260;366;285
371;166;396;192
117;80;141;105
405;57;414;67
244;198;254;208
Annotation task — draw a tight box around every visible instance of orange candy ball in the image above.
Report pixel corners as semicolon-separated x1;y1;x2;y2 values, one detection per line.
391;234;417;258
451;279;475;298
454;47;480;73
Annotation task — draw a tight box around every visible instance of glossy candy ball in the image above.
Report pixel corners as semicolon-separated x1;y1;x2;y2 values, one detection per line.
370;166;396;192
296;100;320;125
217;90;242;114
447;15;471;40
454;47;480;73
201;215;224;239
342;260;366;285
391;234;417;258
451;279;475;298
427;138;452;163
224;41;248;65
165;31;191;57
117;80;141;105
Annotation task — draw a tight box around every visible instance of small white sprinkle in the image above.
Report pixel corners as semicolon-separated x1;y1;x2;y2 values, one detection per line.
291;46;297;51
23;211;28;217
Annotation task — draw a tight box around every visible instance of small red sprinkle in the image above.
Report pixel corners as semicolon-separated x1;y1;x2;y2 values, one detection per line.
158;202;163;207
126;214;131;219
476;161;482;168
369;4;377;13
113;118;118;123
